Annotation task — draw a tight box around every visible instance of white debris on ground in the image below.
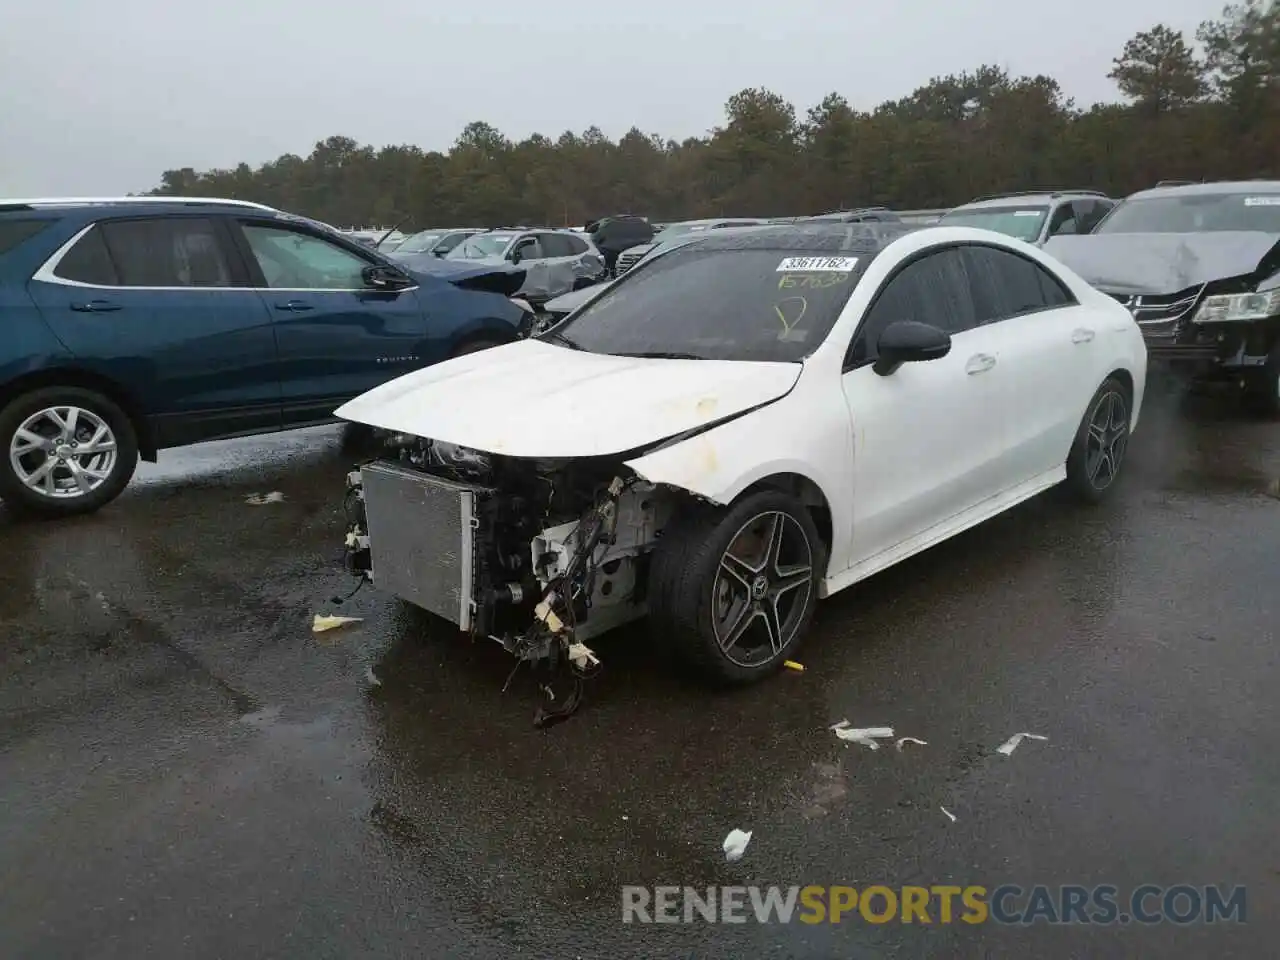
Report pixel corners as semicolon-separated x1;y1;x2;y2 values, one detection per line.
895;737;928;751
940;807;957;822
245;491;285;504
567;643;599;669
722;829;752;862
312;613;363;633
996;732;1049;756
830;721;895;749
364;666;381;687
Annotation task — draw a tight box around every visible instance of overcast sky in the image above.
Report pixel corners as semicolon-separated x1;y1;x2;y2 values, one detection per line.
1;0;1222;196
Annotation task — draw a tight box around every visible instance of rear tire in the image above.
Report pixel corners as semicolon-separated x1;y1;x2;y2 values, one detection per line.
1064;376;1131;504
648;490;825;686
0;385;139;518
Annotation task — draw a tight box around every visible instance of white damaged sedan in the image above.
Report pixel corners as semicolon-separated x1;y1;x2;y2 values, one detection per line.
336;222;1147;693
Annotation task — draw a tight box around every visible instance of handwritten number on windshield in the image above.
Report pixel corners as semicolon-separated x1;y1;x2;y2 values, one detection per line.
777;271;848;290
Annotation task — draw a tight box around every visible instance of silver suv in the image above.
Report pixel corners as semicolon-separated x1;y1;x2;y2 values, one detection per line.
445;227;608;302
938;190;1117;246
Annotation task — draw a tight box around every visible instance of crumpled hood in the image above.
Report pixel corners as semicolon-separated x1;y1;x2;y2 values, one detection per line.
1044;231;1280;294
543;281;613;315
416;255;600;303
398;258;527;297
333;338;802;459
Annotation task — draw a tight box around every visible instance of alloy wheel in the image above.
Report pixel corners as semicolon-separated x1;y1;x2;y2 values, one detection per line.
712;510;814;667
9;405;119;500
1085;390;1129;491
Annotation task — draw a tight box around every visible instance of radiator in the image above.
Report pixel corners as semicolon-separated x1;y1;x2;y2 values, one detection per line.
359;461;483;631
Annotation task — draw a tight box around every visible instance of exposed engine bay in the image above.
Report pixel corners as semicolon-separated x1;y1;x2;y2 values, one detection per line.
342;433;677;725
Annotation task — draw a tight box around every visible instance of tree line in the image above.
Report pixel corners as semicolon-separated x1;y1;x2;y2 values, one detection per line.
150;2;1280;229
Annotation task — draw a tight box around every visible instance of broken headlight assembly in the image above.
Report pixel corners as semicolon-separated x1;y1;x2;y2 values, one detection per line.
1192;289;1280;324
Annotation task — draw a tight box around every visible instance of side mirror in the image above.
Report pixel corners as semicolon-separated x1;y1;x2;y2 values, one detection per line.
362;264;411;291
432;248;447;257
872;320;951;377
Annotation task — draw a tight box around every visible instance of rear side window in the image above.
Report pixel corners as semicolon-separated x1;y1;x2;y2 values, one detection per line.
99;217;232;287
960;245;1075;324
0;219;54;255
538;233;575;257
54;227;119;285
565;234;589;255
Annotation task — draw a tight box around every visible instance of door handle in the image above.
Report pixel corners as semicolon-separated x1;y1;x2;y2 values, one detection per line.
275;300;313;312
1071;327;1095;343
69;299;121;313
965;353;996;375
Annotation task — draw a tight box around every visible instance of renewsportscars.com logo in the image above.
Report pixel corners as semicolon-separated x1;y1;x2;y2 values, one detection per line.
621;884;1247;925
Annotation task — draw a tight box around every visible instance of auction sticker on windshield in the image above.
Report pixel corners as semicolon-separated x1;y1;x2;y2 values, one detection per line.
1243;197;1280;206
777;256;859;272
1014;211;1042;217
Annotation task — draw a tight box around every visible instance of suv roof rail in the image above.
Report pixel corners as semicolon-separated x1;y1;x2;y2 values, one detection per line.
0;196;278;211
1154;179;1200;187
969;189;1108;202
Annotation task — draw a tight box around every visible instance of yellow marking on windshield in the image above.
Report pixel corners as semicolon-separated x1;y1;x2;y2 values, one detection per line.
775;296;808;334
778;272;850;290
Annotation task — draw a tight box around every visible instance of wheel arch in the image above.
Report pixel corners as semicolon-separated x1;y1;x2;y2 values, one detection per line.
733;472;834;555
0;368;156;461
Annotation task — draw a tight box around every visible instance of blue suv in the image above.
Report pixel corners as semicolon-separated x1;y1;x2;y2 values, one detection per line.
0;197;533;518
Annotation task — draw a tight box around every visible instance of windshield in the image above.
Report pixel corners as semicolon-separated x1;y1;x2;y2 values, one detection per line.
1094;193;1280;234
939;206;1048;242
544;246;868;362
395;231;443;253
448;233;514;259
650;223;711;246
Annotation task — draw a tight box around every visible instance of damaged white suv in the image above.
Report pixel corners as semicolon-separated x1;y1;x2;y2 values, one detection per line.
336;223;1146;696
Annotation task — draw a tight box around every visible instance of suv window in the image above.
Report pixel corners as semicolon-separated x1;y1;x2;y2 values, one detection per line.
90;217;232;287
1046;203;1079;237
960;245;1076;323
52;226;119;285
1072;199;1114;233
539;233;576;258
511;235;545;260
849;248;976;366
436;232;469;254
241;222;371;289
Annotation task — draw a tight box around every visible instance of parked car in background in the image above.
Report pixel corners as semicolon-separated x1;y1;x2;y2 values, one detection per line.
938;190;1117;246
336;222;1146;692
0;197;536;518
804;207;903;223
444;227;608;304
386;228;482;262
613;218;765;277
584;215;655;274
1045;179;1280;415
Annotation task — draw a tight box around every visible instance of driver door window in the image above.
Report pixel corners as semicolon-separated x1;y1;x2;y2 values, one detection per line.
1046;204;1078;237
847;248;977;368
511;236;546;261
241;223;371;289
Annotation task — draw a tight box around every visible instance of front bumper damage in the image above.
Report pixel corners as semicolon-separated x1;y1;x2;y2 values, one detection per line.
342;457;666;726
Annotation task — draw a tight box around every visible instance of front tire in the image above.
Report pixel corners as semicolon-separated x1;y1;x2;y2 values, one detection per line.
1241;339;1280;418
0;386;139;518
1064;376;1131;504
649;490;825;685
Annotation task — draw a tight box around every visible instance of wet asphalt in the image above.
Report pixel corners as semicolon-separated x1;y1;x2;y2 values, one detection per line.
1;388;1278;959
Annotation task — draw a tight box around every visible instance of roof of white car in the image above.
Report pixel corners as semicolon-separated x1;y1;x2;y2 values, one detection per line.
1126;179;1280;201
675;220;921;254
